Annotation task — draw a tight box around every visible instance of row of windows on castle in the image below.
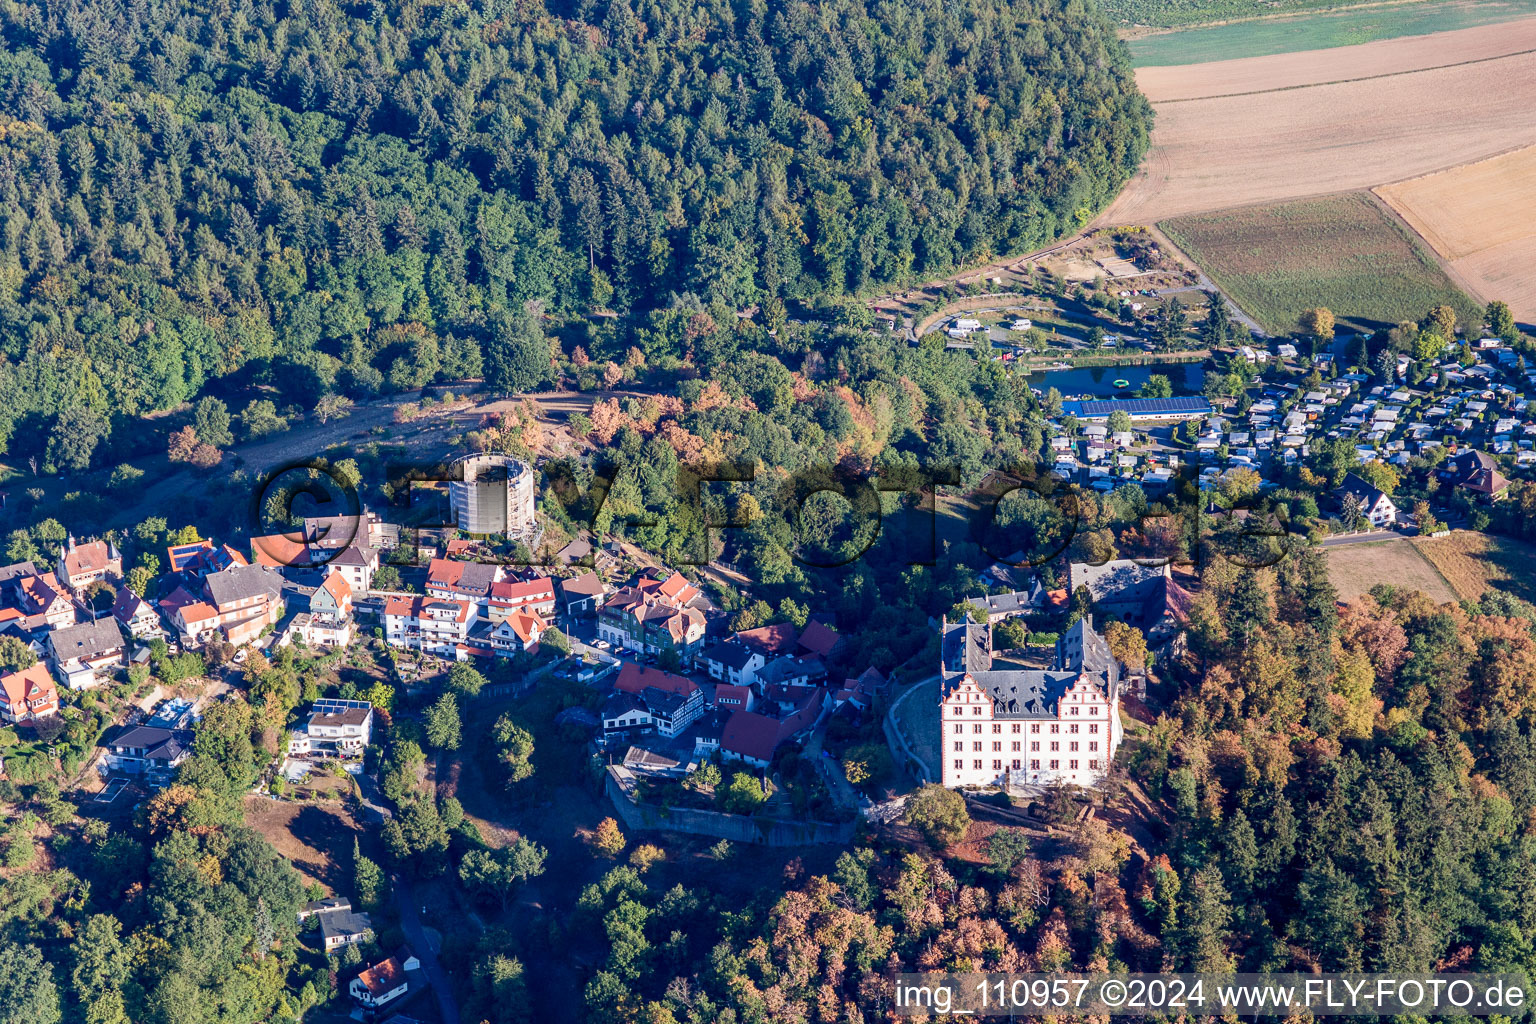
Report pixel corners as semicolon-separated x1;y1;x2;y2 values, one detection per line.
948;690;1106;773
957;757;1101;773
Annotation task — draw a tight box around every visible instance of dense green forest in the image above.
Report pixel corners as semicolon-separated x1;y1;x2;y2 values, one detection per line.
0;0;1149;458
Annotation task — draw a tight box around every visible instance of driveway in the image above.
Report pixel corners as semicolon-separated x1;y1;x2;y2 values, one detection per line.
392;873;460;1024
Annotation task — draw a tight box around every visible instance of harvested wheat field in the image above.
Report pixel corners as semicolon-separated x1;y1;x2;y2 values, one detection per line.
1135;17;1536;100
1412;530;1536;604
1097;19;1536;226
1376;146;1536;322
1326;538;1457;606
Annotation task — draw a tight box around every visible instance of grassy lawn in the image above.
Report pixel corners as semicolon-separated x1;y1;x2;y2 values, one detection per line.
1162;192;1480;334
891;677;940;777
1128;0;1536;61
1326;537;1458;605
1412;530;1536;604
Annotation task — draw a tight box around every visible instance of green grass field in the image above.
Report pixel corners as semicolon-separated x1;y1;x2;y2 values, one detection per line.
1127;0;1536;63
1161;192;1481;335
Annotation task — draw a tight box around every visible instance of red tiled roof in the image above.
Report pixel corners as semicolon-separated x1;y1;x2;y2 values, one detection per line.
614;663;696;699
719;710;781;763
319;568;352;606
721;688;825;763
63;541;114;578
0;663;55;707
490;577;554;605
499;611;547;644
713;683;751;707
19;573;64;609
250;533;309;568
735;623;797;655
356;956;406;997
382;595;421;617
796;618;841;658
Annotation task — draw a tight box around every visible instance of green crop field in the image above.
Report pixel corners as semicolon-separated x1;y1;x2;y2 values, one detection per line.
1107;0;1410;29
1126;0;1536;63
1161;192;1482;335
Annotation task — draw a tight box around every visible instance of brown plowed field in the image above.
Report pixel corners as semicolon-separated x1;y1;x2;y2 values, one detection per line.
1096;18;1536;228
1376;145;1536;321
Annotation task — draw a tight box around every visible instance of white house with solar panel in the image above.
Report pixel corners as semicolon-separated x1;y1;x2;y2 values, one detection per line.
938;615;1123;790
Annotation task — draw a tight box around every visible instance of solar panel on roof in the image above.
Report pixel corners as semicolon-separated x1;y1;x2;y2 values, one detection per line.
1061;397;1212;418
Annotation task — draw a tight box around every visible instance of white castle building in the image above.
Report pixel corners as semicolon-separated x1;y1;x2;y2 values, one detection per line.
939;615;1123;789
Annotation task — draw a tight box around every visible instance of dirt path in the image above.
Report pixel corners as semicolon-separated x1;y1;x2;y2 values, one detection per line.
99;386;645;533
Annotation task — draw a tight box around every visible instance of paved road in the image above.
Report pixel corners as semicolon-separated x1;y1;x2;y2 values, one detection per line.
392;872;460;1024
1320;529;1405;547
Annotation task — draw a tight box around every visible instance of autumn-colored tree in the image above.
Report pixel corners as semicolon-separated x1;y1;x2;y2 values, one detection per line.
1103;621;1148;671
628;844;665;872
1298;307;1335;341
589;817;626;859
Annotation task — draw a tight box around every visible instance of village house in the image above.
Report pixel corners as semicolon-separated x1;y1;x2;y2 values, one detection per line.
288;698;373;759
294;569;354;648
381;594;477;660
0;663;59;724
599;663;705;743
15;572;79;633
425;557;504;608
59;537;122;591
699;639;768;687
1336;472;1400;527
486;577;557;622
48;618;128;689
112;588;163;639
166;540;247;580
939;616;1124;789
834;667;891;713
598;571;708;662
297;897;352;921
719;687;827;768
100;725;193;784
323;543;380;595
1440;449;1511;498
162;563;285;647
349;952;420;1008
485;611;548;654
556;572;608;619
315;907;372;951
712;683;754;713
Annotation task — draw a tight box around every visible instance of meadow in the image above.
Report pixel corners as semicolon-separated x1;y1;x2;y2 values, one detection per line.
1161;192;1482;334
1326;538;1458;605
1127;0;1536;62
1413;530;1536;604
